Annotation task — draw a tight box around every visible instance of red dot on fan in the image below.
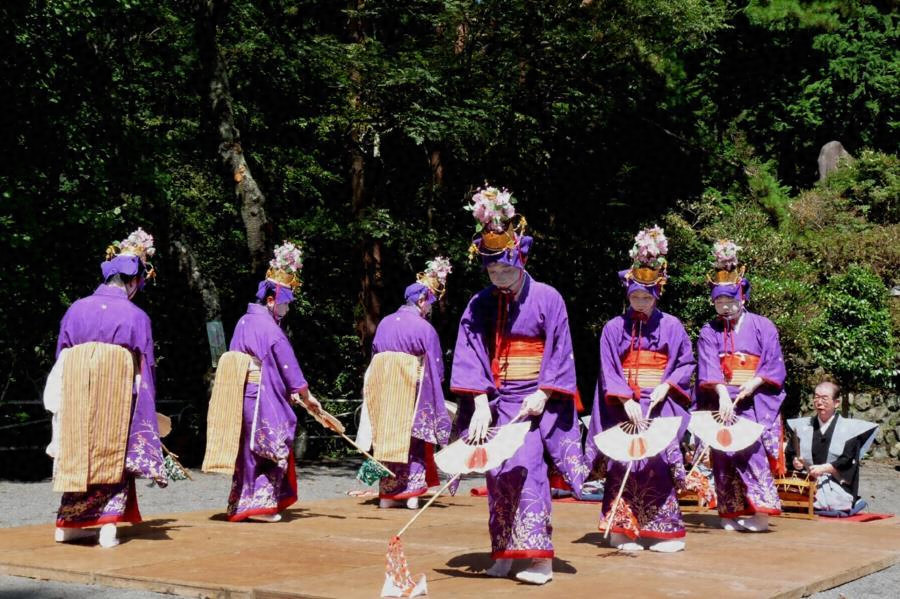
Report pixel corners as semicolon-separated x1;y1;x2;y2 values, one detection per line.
466;447;488;470
716;428;733;447
628;437;647;459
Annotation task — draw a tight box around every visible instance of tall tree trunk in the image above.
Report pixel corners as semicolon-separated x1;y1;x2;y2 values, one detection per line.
195;0;268;272
171;238;221;321
349;1;382;353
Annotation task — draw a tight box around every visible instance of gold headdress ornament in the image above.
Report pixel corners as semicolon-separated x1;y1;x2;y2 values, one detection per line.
706;239;745;286
465;183;527;261
624;225;668;292
105;227;157;280
415;256;452;300
266;241;304;291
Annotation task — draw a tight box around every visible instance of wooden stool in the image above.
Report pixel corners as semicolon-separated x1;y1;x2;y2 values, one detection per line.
775;475;815;519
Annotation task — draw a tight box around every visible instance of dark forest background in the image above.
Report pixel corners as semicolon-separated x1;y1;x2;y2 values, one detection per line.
1;0;896;475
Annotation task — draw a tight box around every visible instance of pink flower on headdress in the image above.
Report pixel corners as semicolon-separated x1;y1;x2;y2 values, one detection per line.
712;239;742;269
120;227;156;258
424;256;452;285
629;225;668;268
271;241;303;275
466;184;517;233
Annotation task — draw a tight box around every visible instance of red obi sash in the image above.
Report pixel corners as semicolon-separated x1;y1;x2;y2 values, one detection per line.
492;336;544;387
720;353;760;385
622;349;668;392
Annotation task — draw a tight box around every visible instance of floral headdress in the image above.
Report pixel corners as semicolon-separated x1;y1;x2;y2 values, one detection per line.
416;256;452;300
707;239;745;285
266;241;303;291
624;225;668;287
105;227;156;280
466;183;527;259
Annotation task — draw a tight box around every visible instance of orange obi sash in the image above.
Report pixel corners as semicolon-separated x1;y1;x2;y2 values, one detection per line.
492;337;544;386
720;353;760;386
622;350;668;390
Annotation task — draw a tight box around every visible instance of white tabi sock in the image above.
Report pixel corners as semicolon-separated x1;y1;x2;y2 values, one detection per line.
647;539;685;553
719;517;747;531
98;523;119;548
485;558;512;577
515;558;553;585
379;498;402;509
610;532;644;551
736;513;769;532
54;527;96;543
405;497;420;509
249;513;282;522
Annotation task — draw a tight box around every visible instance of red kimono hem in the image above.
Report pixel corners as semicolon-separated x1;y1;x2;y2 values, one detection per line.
719;505;781;519
491;549;554;559
605;526;686;540
228;495;298;522
56;478;142;528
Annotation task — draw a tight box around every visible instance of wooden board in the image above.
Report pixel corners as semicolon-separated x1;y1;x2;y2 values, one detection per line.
0;497;897;598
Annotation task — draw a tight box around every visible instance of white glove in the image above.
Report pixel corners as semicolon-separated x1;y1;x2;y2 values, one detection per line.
716;384;734;422
518;389;549;418
291;391;323;413
623;398;643;426
735;376;763;403
648;382;670;412
468;394;492;442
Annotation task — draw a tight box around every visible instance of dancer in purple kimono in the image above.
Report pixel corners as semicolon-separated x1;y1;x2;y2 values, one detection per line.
586;226;695;553
695;240;784;532
372;258;453;509
226;241;322;522
53;228;167;548
451;185;586;585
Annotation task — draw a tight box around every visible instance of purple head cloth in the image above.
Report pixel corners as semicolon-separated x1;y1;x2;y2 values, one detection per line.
256;280;296;305
710;277;751;302
618;268;663;299
100;255;144;281
404;282;436;305
476;234;533;269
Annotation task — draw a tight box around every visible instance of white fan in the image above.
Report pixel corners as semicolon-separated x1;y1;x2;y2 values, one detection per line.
689;411;763;452
434;422;531;475
593;416;681;462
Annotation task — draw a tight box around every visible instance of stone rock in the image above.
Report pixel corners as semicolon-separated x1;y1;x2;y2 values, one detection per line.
891;442;900;459
852;393;873;411
818;141;854;181
869;405;889;423
874;426;885;444
873;446;888;459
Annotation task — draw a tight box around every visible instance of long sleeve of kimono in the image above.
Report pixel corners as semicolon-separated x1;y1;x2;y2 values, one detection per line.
665;324;695;405
599;322;633;402
126;316;166;485
755;319;786;390
272;336;308;394
537;293;577;396
425;326;445;382
450;299;494;396
696;325;726;388
55;310;73;358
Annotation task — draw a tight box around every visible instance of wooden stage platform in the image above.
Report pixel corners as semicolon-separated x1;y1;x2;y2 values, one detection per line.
1;496;897;598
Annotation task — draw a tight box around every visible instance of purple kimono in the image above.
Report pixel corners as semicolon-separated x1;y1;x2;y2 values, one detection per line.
451;273;587;560
226;304;307;521
371;306;452;499
55;285;166;528
695;311;785;518
587;308;695;539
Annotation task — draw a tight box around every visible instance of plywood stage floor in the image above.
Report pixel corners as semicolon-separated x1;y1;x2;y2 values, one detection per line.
0;496;898;598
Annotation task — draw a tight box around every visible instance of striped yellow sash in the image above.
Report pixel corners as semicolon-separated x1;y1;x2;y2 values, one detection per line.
54;342;135;493
622;350;668;390
722;353;760;386
363;352;422;463
202;351;254;474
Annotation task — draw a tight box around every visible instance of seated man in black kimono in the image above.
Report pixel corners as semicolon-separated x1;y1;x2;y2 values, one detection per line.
786;382;878;515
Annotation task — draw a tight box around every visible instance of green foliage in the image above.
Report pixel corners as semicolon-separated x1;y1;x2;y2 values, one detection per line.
0;0;895;469
810;266;897;391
